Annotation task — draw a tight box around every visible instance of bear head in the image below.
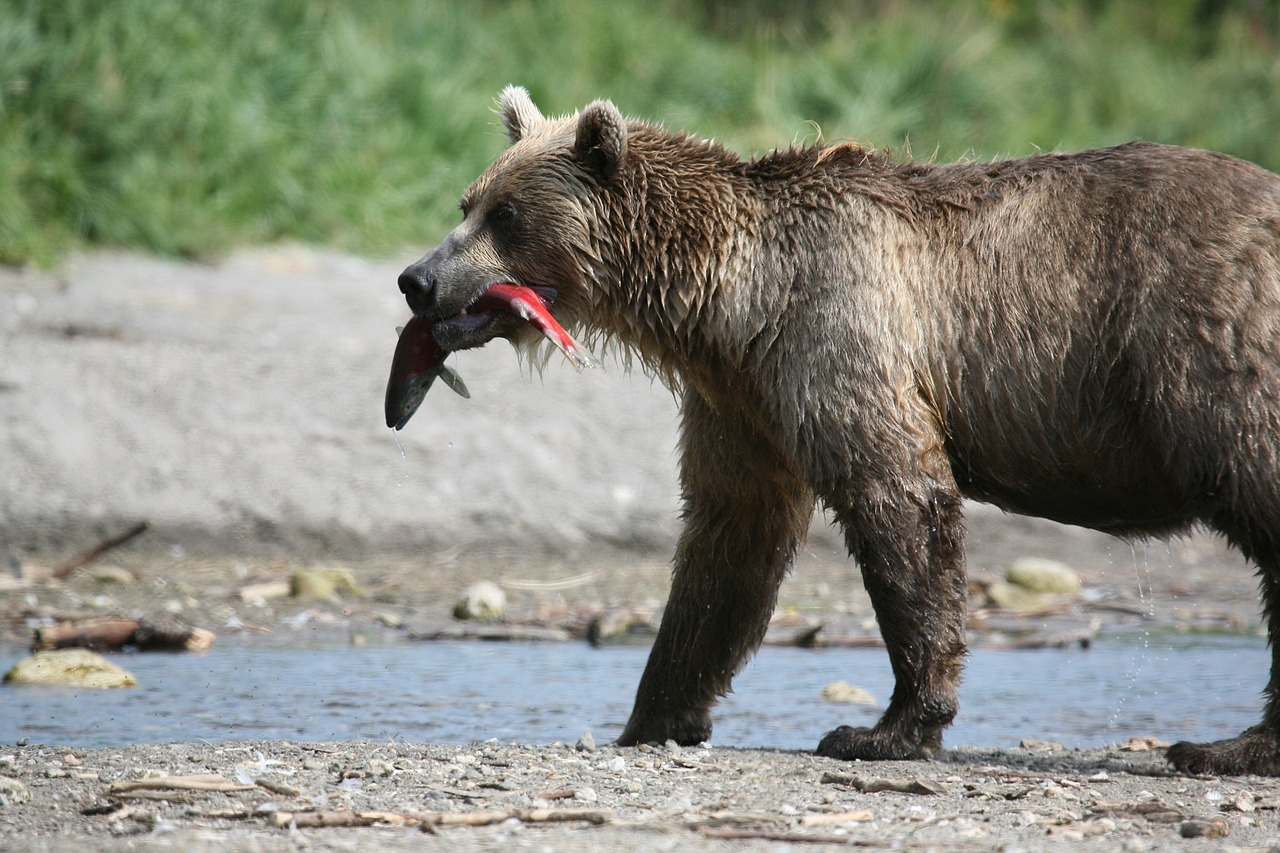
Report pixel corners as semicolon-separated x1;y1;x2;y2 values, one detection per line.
397;86;627;356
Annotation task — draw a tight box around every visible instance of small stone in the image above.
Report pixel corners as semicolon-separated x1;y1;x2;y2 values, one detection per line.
1019;738;1064;752
1119;737;1169;752
575;732;596;753
3;649;137;688
452;581;507;621
238;581;291;603
289;568;364;602
375;612;404;629
1005;557;1081;594
820;681;876;705
91;566;135;586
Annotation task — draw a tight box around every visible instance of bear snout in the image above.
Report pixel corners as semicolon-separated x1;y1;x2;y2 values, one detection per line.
398;261;438;316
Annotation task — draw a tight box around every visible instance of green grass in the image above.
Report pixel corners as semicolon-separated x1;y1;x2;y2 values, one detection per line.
2;0;1278;265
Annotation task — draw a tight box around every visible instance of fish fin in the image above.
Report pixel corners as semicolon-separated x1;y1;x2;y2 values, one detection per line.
440;366;471;399
562;346;597;371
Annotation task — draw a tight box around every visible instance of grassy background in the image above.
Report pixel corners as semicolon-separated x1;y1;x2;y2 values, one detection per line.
2;0;1278;265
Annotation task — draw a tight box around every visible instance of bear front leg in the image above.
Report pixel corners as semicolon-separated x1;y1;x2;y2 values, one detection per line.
816;482;968;760
617;392;813;747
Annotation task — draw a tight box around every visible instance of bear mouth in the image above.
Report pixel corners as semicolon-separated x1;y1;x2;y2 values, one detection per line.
431;283;561;351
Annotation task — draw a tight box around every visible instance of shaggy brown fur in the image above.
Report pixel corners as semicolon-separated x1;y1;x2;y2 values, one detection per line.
397;86;1280;776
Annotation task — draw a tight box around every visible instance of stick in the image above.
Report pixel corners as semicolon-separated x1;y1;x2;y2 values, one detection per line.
110;775;256;794
272;807;611;829
51;521;149;580
254;778;302;797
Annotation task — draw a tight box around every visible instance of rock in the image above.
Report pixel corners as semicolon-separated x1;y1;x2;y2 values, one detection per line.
1005;557;1081;594
289;568;364;602
984;581;1045;611
452;581;506;621
0;777;31;805
820;681;876;705
576;732;596;753
3;649;137;688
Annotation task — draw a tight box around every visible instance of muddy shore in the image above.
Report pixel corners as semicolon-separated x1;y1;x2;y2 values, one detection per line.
2;249;1278;850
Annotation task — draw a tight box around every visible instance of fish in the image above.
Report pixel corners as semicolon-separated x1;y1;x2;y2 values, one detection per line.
384;282;594;430
384;315;470;430
481;283;596;371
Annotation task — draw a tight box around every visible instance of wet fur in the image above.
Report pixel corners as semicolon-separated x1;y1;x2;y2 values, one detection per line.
398;87;1280;775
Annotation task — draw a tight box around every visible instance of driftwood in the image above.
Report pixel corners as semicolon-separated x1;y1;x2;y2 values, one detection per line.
110;774;255;795
51;521;149;580
820;772;943;795
699;827;864;845
762;624;885;649
272;807;610;829
407;623;571;642
986;625;1098;650
33;618;215;652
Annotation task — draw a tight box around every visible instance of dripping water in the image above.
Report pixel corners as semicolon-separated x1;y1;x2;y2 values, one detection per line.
392;429;410;488
1105;539;1158;732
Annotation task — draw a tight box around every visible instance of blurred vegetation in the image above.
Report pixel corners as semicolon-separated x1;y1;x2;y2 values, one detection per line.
1;0;1278;264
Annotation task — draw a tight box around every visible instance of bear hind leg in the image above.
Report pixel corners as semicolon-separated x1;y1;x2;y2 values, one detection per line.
1167;506;1280;775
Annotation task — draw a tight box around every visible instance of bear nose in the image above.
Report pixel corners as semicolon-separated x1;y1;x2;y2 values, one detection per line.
398;263;438;315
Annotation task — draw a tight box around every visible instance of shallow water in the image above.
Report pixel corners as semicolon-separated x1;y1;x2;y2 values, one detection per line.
0;633;1267;750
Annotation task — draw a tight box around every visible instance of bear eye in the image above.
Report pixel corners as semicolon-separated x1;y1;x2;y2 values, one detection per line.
488;200;518;225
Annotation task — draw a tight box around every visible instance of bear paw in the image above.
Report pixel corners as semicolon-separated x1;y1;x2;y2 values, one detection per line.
616;712;712;748
1167;726;1280;776
815;724;939;761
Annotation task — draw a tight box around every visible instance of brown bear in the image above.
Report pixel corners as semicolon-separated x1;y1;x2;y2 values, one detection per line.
394;86;1280;776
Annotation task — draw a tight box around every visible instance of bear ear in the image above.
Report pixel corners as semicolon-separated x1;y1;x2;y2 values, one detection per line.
573;99;627;179
499;85;544;144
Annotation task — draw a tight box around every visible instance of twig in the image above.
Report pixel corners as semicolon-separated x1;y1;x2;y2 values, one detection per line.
699;827;865;844
502;571;602;591
273;807;610;829
52;521;149;580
